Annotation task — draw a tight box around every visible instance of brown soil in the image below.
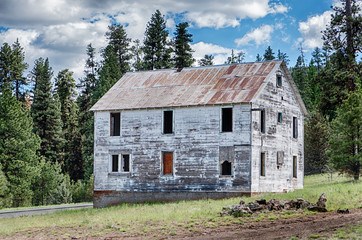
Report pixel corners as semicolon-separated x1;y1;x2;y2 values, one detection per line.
3;208;362;240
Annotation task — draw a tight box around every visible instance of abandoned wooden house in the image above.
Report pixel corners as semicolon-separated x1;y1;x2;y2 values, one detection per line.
91;60;308;208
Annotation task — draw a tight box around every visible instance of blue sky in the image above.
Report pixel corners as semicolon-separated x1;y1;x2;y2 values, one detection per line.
0;0;337;80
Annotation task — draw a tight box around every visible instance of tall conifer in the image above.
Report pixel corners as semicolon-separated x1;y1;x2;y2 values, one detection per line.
174;22;194;68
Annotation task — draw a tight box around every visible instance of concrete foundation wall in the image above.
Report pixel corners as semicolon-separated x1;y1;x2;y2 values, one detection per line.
94;190;251;208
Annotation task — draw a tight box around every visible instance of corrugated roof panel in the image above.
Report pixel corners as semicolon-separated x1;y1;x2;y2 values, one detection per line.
90;61;283;111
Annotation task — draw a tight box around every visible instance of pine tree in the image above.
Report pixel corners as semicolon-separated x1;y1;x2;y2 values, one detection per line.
174;22;194;68
105;24;131;74
77;44;97;179
93;45;122;102
304;111;330;174
263;46;275;61
255;54;262;62
198;54;214;66
328;90;362;180
55;69;83;180
11;40;28;101
0;43;13;90
0;41;28;101
323;0;361;91
131;39;144;71
277;50;289;65
143;10;172;70
225;50;245;64
31;58;64;164
0;85;40;207
311;47;323;72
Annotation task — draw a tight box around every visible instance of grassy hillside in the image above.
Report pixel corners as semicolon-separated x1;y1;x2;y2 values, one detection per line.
0;174;361;238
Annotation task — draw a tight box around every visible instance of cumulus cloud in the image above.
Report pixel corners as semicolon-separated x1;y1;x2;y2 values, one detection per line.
192;42;234;65
235;25;274;46
0;0;288;80
298;11;332;49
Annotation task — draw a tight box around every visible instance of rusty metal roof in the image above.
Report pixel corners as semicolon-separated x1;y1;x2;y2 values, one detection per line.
91;61;282;111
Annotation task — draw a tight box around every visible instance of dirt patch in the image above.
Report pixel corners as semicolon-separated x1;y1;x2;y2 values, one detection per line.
2;208;362;239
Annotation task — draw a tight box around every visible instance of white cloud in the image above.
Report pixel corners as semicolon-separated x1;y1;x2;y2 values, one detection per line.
235;25;274;46
298;11;332;49
192;41;233;65
0;0;289;80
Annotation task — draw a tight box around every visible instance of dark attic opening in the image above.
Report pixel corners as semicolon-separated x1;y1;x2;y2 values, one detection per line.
221;161;232;175
222;107;233;132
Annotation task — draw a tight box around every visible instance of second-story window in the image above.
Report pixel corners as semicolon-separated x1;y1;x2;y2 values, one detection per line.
163;110;173;134
221;107;233;132
293;117;298;138
110;112;120;136
260;110;265;133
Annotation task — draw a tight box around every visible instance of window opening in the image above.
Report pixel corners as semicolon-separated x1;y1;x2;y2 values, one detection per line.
221;161;232;175
162;152;173;175
277;75;282;87
112;155;119;172
260;152;265;176
261;110;265;133
293;156;297;178
122;154;130;172
163;110;173;134
222;107;233;132
293;117;298;138
277;151;284;165
110;112;120;136
278;112;282;123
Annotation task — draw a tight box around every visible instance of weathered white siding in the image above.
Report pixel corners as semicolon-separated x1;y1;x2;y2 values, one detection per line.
94;104;252;193
250;65;304;193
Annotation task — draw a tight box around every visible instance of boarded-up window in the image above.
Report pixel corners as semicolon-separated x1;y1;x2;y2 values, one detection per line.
163;152;173;175
260;152;265;176
278;112;282;123
293;117;298;138
221;161;232;175
221;107;233;132
112;155;119;172
293;156;297;178
277;151;284;165
163;110;173;134
110;112;120;136
122;154;130;172
261;110;265;133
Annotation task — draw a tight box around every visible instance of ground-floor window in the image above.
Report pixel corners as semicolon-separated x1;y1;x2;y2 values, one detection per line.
293;156;297;178
162;152;173;175
260;152;265;176
110;153;131;173
220;161;232;175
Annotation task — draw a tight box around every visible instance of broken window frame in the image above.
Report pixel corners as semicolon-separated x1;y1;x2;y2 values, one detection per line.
260;109;266;133
293;156;297;178
162;109;174;134
110;112;121;136
121;154;130;172
220;160;233;176
162;151;174;176
277;151;284;165
293;117;298;138
109;153;131;173
260;152;266;176
221;107;233;132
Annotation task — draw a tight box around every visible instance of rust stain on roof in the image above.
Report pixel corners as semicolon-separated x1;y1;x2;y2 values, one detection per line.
91;61;281;111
